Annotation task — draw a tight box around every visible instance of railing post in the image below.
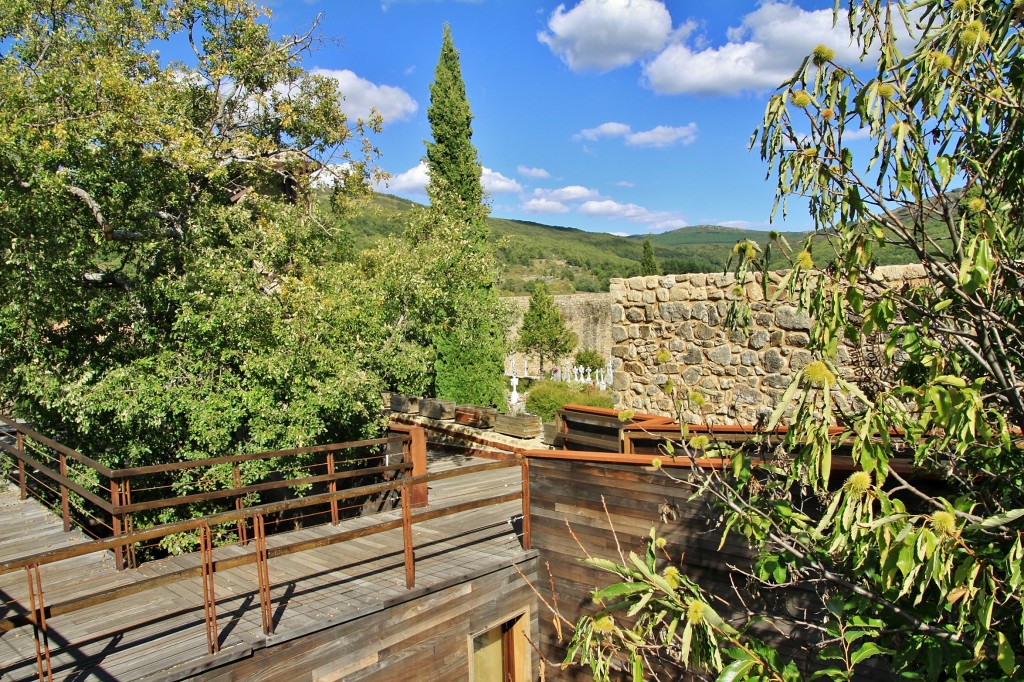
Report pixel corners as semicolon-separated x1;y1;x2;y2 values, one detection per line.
17;432;27;500
25;563;53;682
199;523;220;654
520;457;532;550
405;427;428;508
253;514;274;635
123;479;136;569
58;452;70;533
110;477;124;571
233;462;248;545
401;481;415;589
326;451;339;525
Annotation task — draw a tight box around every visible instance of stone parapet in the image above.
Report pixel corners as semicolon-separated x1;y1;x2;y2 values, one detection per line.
609;265;926;423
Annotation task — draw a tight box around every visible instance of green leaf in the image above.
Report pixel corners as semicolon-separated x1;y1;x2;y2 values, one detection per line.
967;508;1024;531
717;658;756;682
593;581;650;601
997;631;1015;676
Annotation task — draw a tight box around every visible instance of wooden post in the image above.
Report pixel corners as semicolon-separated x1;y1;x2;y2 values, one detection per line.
520;457;532;550
232;463;247;545
407;427;427;508
25;563;53;682
401;481;415;588
58;452;70;532
17;432;26;500
123;479;136;570
388;423;428;507
199;524;220;654
253;514;274;635
326;452;339;525
110;478;123;572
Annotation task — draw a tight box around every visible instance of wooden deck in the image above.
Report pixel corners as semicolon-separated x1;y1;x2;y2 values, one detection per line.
0;454;527;682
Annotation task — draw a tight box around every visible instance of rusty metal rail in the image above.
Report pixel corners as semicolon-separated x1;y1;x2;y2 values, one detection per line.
0;436;529;680
0;415;418;570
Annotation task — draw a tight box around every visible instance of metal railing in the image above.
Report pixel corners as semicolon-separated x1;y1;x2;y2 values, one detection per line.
0;416;531;682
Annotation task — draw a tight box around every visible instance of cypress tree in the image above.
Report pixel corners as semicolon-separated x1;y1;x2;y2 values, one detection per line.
421;23;508;406
640;237;661;276
425;23;485;226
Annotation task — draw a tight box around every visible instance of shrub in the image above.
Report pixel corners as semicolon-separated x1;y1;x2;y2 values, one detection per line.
524;379;613;422
574;348;606;371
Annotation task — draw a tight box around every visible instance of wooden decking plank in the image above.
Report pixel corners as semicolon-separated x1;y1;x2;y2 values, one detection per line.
0;456;527;681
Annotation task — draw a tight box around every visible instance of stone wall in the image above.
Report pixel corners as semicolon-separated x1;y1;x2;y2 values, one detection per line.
609;265;925;424
506;292;612;375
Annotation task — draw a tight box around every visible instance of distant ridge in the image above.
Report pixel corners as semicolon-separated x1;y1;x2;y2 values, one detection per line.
341;193;915;294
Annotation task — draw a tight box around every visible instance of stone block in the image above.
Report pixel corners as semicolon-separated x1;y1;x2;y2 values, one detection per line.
790;350;814;371
764;348;787;373
708;344;732;365
776;305;812;330
749;330;769;350
693;322;718;340
786;332;810;348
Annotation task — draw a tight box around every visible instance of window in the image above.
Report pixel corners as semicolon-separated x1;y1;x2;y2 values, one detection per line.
471;613;530;682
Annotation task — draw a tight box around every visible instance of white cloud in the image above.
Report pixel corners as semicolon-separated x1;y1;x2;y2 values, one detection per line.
538;0;673;72
309;68;418;125
523;198;571;214
644;2;915;96
482;167;523;194
625;124;697;148
378;162;521;196
517;165;551;179
381;161;429;194
574;121;697;148
580;199;686;230
534;185;600;202
521;185;599;215
574;122;631;141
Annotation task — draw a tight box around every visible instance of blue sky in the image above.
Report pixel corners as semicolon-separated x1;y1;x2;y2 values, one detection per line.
254;0;875;235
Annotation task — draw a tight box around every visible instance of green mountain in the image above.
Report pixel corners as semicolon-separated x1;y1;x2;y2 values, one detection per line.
339;193;925;294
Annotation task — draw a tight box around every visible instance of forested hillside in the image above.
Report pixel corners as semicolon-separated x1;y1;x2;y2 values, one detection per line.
340;194;805;293
340;193;937;293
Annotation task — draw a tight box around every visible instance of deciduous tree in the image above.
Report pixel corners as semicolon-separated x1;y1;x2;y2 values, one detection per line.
0;0;385;537
565;1;1024;680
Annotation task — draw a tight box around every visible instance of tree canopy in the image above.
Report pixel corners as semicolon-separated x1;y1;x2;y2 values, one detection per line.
566;1;1024;680
425;23;485;227
0;0;398;551
639;237;661;276
517;283;577;374
417;23;508;406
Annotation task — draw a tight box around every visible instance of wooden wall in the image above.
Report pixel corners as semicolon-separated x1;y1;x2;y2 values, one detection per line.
528;455;760;681
193;558;539;682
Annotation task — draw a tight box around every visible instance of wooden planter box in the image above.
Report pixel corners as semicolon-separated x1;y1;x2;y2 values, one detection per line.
380;391;394;408
541;422;558;446
419;398;456;420
390;395;421;414
494;413;543;439
454;405;497;429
